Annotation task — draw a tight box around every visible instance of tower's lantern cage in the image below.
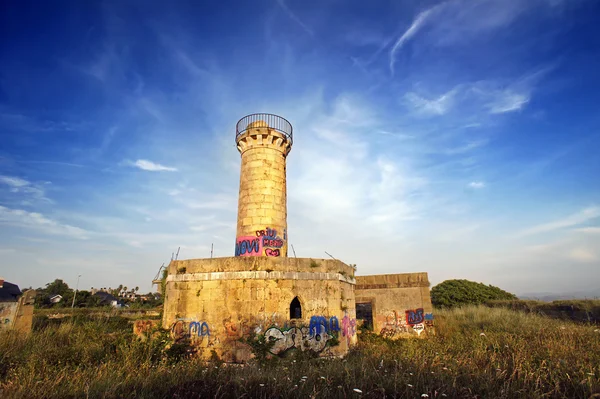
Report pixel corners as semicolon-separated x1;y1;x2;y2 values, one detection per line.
236;113;293;147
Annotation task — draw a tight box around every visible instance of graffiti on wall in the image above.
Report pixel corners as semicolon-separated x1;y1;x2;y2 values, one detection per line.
264;313;354;355
412;323;425;336
0;303;16;331
341;312;356;344
235;227;285;257
235;236;261;256
380;310;408;339
171;319;210;340
424;312;434;327
405;308;425;326
309;315;340;336
265;326;332;354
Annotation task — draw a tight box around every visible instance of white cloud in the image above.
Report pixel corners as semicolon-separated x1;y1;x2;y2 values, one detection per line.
515;206;600;238
0;205;89;239
275;0;314;37
0;175;29;187
468;181;486;189
486;91;530;114
568;247;597;263
0;175;51;203
404;89;457;116
389;5;440;75
573;227;600;234
130;159;178;172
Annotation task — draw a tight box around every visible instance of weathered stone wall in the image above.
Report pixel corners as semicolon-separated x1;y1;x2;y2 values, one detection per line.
355;273;433;338
235;122;291;258
162;257;357;362
0;289;36;333
0;302;17;330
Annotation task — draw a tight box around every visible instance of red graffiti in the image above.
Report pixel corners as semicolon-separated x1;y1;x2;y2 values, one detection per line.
263;238;283;248
265;248;280;257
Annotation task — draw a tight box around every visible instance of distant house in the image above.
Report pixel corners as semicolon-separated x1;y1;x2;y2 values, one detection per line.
93;291;124;308
49;294;63;304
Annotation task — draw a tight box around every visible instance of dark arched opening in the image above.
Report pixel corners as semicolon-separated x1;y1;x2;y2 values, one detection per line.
290;297;302;319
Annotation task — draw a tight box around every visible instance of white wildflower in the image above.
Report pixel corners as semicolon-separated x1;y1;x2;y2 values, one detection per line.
407;384;413;387
353;388;363;393
259;384;265;387
480;332;486;336
421;395;429;398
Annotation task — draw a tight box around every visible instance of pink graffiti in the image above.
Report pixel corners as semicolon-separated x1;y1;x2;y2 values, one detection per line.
341;313;356;344
235;236;262;257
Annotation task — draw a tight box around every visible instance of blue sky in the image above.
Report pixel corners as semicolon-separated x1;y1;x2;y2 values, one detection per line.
1;0;599;296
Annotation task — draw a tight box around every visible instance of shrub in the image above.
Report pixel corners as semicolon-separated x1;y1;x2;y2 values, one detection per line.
431;279;517;308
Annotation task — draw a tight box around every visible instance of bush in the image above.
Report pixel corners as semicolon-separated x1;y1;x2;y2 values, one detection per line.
431;279;517;308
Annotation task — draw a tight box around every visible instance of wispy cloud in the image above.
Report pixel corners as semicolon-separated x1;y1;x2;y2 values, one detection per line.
0;205;89;239
275;0;314;37
0;175;52;204
468;181;486;189
0;175;29;187
404;89;458;116
573;227;600;234
128;159;178;172
515;206;600;238
486;91;530;114
389;6;439;75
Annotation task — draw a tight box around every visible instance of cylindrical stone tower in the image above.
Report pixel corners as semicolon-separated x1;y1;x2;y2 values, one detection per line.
234;113;293;258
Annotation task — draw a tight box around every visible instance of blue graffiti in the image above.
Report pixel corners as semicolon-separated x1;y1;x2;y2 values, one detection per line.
235;238;260;256
189;321;210;337
424;313;434;321
405;308;425;326
309;316;340;336
329;316;340;332
309;316;328;335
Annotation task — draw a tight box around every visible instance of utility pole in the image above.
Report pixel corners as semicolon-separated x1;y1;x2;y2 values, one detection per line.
71;274;82;309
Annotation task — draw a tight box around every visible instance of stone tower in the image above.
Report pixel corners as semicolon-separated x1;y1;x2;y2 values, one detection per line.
234;113;293;257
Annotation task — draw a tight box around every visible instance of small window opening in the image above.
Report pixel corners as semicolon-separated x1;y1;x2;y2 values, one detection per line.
290;296;302;319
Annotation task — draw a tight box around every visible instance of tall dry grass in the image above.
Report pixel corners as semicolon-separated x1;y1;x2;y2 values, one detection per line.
0;306;598;398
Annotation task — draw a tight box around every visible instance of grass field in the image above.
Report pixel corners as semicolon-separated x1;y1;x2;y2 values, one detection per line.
1;306;599;398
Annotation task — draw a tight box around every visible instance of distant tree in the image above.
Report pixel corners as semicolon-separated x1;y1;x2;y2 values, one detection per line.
34;279;74;308
431;279;517;308
45;279;71;296
135;286;139;293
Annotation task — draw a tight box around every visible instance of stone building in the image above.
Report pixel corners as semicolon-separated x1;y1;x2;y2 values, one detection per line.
0;278;36;333
160;114;433;362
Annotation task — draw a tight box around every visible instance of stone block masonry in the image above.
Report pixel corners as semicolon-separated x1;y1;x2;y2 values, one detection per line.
355;273;434;339
235;119;291;258
162;257;357;363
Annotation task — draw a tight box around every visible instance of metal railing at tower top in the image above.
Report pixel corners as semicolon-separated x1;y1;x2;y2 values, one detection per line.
236;113;293;145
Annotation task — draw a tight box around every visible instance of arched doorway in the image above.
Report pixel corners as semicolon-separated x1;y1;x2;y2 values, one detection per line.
290;296;302;319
